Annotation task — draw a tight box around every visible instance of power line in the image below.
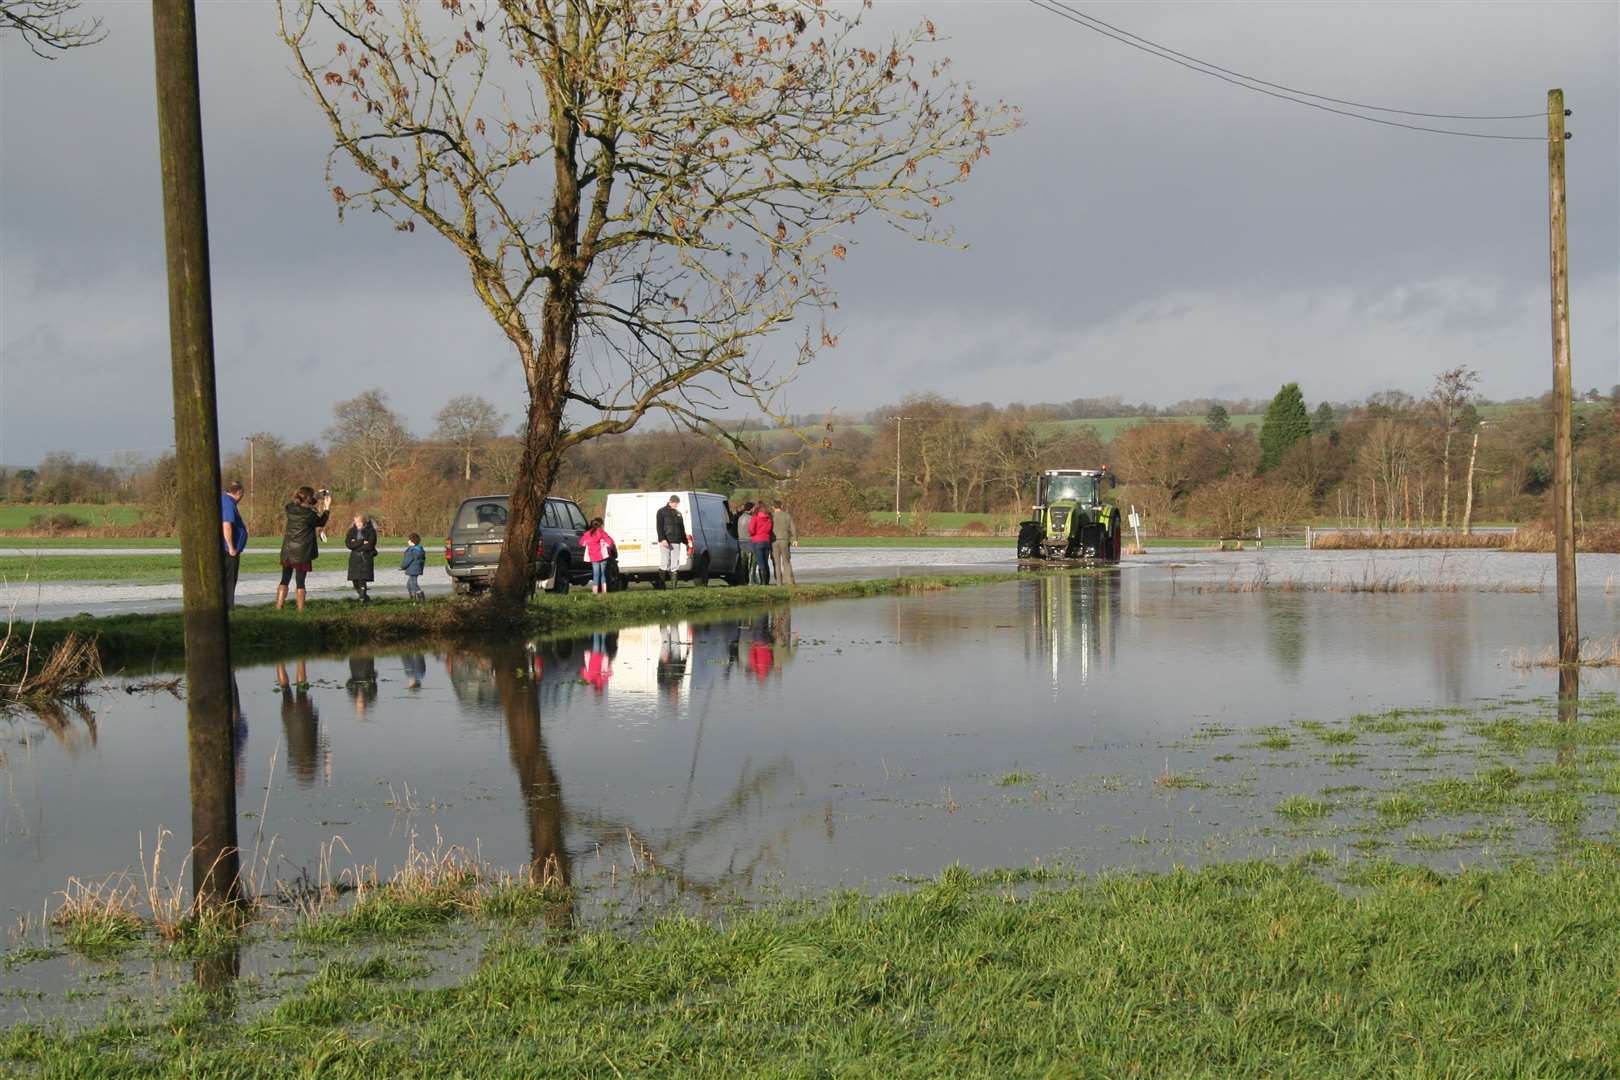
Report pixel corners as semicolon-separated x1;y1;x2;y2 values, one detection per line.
1027;0;1547;142
1046;1;1543;121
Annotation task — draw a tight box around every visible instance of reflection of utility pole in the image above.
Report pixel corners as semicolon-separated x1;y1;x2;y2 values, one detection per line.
1547;89;1578;665
887;415;912;525
153;0;239;907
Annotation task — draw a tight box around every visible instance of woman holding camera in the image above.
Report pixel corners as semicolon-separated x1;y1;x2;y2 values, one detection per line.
277;486;331;611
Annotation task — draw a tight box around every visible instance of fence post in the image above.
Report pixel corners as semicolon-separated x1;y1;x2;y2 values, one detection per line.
1306;525;1313;550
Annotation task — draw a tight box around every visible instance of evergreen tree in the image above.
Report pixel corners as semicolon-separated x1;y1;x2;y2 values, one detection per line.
1312;402;1336;435
1205;404;1231;432
1259;383;1311;472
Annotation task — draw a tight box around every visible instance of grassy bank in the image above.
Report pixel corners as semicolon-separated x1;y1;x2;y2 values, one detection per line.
6;856;1616;1076
19;569;1069;672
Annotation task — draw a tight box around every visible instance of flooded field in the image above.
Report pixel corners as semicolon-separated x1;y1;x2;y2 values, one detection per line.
3;561;1619;1023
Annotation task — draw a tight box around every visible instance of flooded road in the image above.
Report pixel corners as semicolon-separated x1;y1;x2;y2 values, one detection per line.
7;569;1618;922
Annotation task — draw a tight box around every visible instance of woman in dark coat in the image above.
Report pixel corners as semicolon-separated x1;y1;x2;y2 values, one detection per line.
345;514;379;602
277;486;331;611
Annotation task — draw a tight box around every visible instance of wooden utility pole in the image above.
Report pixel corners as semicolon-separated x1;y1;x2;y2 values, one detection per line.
153;0;240;906
1547;89;1578;666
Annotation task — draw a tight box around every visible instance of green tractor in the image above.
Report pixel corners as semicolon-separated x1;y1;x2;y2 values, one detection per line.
1016;469;1122;562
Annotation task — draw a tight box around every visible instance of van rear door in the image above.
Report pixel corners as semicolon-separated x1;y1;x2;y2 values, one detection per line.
452;497;509;570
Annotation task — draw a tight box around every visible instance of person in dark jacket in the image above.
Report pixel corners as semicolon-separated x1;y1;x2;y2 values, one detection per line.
654;495;690;590
345;514;379;602
277;486;331;611
400;532;427;600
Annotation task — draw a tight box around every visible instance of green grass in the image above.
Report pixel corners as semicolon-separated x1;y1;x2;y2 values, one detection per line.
0;503;144;530
17;568;1095;673
7;857;1619;1075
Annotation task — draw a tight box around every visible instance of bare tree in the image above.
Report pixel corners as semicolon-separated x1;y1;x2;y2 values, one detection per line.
326;389;414;494
279;0;1015;604
434;394;505;482
1;0;104;57
1429;366;1478;528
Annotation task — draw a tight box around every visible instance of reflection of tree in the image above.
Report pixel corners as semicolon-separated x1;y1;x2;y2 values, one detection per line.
568;755;798;897
491;648;569;888
276;661;323;787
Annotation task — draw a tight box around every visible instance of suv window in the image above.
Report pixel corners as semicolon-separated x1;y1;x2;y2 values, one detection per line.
564;502;587;531
542;500;561;529
455;499;509;532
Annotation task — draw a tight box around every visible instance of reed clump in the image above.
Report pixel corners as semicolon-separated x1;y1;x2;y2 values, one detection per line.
0;629;102;703
1187;568;1536;594
1510;638;1620;669
1313;525;1620;554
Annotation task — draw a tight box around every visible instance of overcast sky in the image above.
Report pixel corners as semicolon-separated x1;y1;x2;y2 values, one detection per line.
2;1;1616;466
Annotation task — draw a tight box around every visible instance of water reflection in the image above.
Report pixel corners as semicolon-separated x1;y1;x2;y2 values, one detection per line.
346;656;379;718
276;661;325;787
1022;572;1118;687
489;647;570;886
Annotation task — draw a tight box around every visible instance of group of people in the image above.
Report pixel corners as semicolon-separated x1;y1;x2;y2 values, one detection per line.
735;498;799;586
219;482;428;611
219;484;799;608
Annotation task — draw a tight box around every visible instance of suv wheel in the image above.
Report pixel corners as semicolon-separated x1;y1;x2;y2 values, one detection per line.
547;555;571;594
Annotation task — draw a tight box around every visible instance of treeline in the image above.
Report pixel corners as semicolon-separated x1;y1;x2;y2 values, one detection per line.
5;379;1619;538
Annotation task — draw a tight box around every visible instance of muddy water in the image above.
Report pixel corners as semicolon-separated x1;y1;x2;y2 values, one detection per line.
7;572;1617;923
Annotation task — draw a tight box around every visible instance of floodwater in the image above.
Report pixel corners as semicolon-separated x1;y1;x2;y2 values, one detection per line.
3;556;1619;1021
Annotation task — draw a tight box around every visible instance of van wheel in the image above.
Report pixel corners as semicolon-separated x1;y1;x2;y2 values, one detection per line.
727;559;748;587
547;557;571;594
695;554;711;587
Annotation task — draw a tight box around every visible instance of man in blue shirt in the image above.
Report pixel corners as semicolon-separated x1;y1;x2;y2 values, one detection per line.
221;480;247;609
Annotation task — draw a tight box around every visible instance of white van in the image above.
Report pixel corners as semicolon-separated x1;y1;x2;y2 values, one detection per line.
603;491;745;587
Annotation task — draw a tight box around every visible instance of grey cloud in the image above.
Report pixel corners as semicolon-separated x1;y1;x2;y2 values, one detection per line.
2;1;1616;464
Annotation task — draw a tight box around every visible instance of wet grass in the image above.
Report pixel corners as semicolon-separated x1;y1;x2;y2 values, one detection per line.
6;857;1620;1075
18;568;1088;675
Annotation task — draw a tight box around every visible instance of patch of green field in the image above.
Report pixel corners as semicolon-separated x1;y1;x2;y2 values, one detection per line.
0;503;144;530
6;858;1617;1075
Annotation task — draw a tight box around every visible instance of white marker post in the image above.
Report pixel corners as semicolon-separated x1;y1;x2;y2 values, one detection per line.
1128;506;1142;554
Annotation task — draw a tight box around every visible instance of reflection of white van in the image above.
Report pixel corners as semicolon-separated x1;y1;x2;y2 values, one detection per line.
603;491;745;586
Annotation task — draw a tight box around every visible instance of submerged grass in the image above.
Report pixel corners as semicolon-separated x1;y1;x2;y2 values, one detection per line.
7;858;1620;1076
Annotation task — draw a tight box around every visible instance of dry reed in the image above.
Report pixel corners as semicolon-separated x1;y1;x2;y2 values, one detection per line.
1509;638;1620;669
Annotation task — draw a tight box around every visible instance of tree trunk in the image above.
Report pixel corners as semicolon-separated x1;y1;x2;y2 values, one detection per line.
465;447;472;483
1461;431;1479;534
1440;429;1453;528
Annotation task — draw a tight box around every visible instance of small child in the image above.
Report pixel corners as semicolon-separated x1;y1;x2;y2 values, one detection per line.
401;532;427;600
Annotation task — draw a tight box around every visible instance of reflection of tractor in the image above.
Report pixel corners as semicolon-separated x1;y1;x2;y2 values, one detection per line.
1016;469;1122;562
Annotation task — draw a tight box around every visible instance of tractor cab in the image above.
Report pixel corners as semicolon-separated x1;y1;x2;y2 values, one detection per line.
1017;468;1122;562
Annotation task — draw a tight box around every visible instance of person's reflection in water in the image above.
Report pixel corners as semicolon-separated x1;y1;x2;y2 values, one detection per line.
346;654;379;720
657;624;688;699
401;653;427;690
492;647;571;895
747;613;775;682
276;660;324;787
580;632;612;694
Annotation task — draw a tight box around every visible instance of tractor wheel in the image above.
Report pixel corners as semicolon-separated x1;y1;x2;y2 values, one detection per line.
1016;521;1043;559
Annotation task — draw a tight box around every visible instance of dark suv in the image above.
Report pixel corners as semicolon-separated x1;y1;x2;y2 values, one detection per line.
445;494;592;595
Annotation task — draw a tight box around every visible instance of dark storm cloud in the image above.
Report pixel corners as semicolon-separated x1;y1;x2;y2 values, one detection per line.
2;1;1615;465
